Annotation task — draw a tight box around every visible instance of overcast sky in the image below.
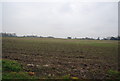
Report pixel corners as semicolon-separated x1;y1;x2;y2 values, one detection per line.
1;2;118;38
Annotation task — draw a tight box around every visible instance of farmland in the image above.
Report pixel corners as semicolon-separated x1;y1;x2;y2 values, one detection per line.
2;37;119;79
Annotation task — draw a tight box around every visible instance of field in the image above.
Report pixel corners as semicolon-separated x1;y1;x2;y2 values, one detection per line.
2;37;119;79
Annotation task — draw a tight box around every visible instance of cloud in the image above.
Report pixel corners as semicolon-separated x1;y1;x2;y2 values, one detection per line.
2;2;118;38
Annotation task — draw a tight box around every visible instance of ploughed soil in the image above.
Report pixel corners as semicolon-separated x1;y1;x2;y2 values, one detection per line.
2;37;118;79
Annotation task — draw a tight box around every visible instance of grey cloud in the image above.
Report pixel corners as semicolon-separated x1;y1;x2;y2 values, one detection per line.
2;2;118;38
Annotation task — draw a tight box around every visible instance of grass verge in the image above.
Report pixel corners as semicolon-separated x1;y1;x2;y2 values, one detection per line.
2;59;37;79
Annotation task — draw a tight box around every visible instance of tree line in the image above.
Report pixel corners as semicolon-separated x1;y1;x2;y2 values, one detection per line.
0;32;120;40
0;32;17;37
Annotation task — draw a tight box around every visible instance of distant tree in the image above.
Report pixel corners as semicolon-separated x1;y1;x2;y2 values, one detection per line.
103;38;107;40
1;32;17;37
110;37;117;40
39;36;43;38
102;36;119;40
74;37;77;39
118;36;120;40
67;37;72;39
97;37;100;40
47;36;54;38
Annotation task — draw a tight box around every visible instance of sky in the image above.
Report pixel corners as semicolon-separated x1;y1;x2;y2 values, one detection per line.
0;1;118;38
